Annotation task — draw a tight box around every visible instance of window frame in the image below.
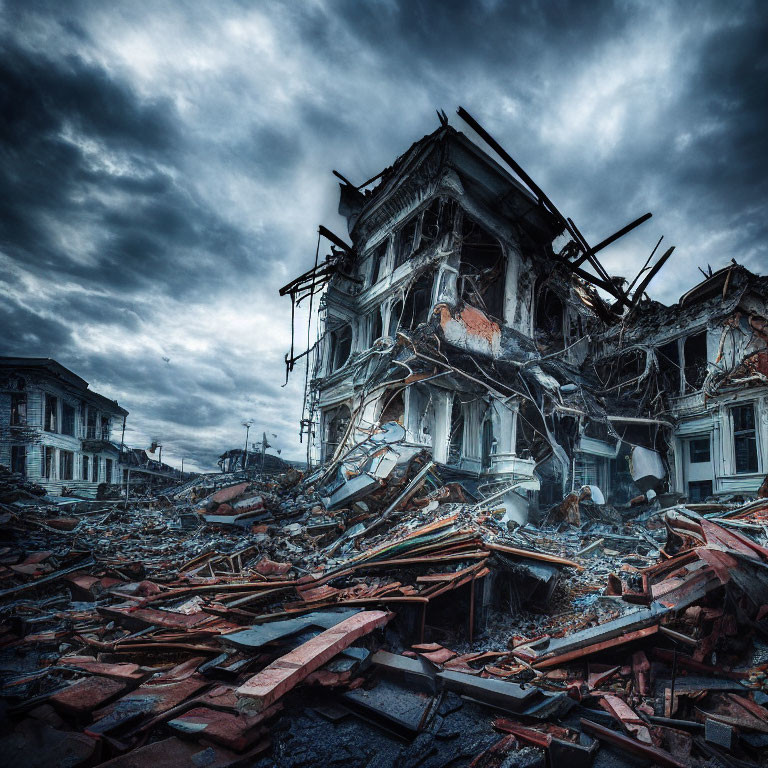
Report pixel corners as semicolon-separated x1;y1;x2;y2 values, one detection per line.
731;403;759;474
10;393;27;426
61;402;76;436
688;437;711;464
44;394;59;433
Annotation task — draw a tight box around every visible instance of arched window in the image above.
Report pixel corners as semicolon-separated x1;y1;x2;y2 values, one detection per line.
328;324;352;371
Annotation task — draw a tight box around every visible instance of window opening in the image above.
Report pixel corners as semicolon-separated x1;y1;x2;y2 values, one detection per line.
394;216;419;269
401;273;433;329
535;288;564;349
45;395;58;432
733;404;758;473
688;438;711;464
370;239;388;284
683;331;708;391
420;198;442;245
380;389;405;425
329;324;352;371
448;396;465;465
459;214;505;319
657;340;681;394
62;403;75;436
323;405;351;462
10;393;27;425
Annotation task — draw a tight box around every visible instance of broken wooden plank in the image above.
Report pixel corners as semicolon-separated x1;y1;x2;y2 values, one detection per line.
236;610;392;711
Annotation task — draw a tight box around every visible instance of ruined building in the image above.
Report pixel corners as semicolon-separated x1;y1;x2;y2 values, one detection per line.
0;357;128;496
281;110;767;512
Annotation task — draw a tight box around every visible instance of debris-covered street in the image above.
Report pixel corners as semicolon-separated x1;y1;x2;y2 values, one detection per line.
2;456;768;767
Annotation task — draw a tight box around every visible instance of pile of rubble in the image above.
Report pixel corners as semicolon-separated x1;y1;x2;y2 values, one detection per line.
1;462;768;767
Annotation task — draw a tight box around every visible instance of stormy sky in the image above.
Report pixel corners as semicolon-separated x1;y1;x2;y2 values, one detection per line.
1;1;766;471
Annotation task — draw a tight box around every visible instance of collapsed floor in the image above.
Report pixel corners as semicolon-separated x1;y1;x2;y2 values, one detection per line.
2;462;768;767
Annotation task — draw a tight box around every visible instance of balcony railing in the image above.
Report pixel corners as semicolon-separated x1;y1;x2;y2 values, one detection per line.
83;426;111;441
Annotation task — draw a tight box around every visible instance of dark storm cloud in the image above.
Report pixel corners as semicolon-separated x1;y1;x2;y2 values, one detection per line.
0;298;73;350
0;36;255;299
1;0;766;469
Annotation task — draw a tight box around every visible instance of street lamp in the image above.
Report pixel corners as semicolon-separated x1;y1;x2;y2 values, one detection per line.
242;420;253;471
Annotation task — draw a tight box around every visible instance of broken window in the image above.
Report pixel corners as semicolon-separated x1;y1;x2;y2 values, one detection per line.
420;197;442;245
59;449;74;481
370;239;388;284
82;454;89;480
388;300;403;337
92;456;99;482
688;438;711;463
394;215;419;269
380;389;404;425
62;403;75;436
459;214;505;319
101;416;110;441
683;331;707;391
535;287;564;349
44;394;58;432
10;393;27;425
370;308;383;343
448;396;465;465
657;340;681;394
323;405;351;462
11;446;26;476
329;324;352;371
105;458;113;484
732;404;758;474
401;273;433;329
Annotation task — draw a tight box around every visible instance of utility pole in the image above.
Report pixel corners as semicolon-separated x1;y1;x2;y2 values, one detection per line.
181;457;184;476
